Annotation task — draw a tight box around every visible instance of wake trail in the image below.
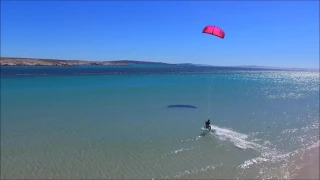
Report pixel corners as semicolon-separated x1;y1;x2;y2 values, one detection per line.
208;125;268;152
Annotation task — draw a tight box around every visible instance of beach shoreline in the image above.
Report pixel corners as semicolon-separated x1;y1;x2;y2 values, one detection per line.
293;143;319;179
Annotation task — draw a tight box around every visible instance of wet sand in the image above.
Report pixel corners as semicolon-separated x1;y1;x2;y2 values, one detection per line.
294;144;319;179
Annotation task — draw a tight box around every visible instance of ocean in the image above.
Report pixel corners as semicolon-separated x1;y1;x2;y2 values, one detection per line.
1;65;319;179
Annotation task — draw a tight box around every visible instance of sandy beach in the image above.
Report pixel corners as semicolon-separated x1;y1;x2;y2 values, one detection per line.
294;144;319;179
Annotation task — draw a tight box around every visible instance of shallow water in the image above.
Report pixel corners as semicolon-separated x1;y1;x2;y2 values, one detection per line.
1;66;319;179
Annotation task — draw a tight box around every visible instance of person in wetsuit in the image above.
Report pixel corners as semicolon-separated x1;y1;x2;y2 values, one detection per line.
205;119;211;130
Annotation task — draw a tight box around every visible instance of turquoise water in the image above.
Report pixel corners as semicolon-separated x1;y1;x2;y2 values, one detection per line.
1;66;319;179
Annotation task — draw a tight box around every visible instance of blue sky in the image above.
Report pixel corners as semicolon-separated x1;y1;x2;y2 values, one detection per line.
1;1;319;68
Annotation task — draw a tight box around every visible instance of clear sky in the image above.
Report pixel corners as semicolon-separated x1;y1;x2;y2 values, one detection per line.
1;1;319;68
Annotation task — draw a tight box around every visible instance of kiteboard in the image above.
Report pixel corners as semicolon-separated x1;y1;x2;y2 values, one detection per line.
201;125;215;132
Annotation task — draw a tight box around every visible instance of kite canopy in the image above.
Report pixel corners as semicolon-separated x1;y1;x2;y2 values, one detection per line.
202;25;225;39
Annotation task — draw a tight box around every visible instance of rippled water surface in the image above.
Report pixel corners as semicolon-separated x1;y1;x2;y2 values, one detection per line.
1;66;319;179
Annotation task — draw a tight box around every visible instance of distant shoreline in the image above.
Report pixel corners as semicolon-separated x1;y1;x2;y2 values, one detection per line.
0;57;171;66
0;57;318;71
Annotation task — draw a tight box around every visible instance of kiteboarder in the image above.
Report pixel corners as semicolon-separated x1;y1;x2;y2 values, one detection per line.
205;119;211;130
202;25;224;131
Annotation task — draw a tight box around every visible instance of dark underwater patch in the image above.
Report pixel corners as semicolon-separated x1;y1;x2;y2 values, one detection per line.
167;105;197;109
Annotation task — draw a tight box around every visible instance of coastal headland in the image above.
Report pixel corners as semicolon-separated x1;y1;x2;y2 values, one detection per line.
1;57;317;72
0;57;170;66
